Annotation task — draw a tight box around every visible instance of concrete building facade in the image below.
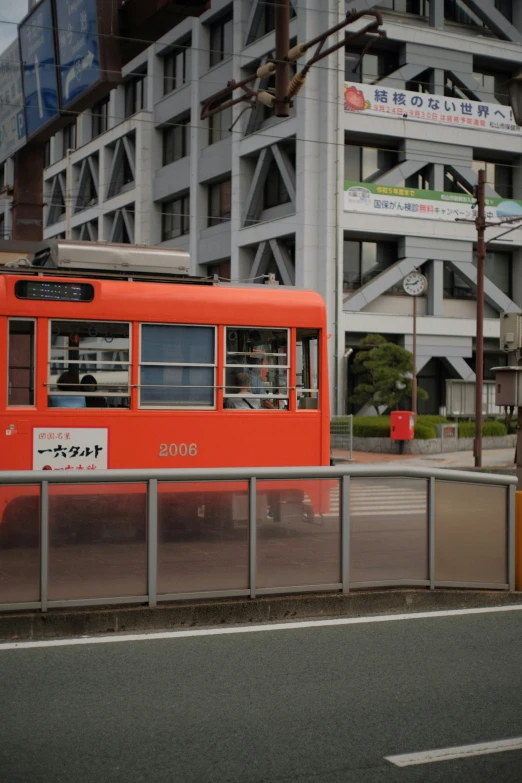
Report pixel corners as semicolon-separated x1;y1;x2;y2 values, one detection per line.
3;0;522;414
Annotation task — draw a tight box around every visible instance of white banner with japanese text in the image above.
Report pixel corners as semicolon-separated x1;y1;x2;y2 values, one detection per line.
344;181;522;223
33;428;108;471
344;82;520;135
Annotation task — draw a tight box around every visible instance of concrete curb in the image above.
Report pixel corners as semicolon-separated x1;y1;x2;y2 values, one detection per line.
2;589;522;642
331;435;517;455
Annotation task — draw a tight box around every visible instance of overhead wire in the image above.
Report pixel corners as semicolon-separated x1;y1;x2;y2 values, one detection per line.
0;7;515;89
2;6;520;236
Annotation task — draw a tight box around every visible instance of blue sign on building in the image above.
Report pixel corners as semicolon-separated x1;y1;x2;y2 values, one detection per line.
55;0;100;107
0;41;26;165
19;0;60;138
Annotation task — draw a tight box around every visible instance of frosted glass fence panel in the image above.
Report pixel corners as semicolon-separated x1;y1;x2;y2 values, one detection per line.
48;484;147;600
256;479;341;588
350;478;428;583
0;486;40;604
158;481;249;594
435;482;507;585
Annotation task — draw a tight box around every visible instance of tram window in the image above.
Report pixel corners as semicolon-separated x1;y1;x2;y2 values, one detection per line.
224;328;289;408
296;329;319;409
48;321;130;408
8;320;35;406
140;324;215;408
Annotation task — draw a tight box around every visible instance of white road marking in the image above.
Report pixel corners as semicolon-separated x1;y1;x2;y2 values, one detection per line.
385;737;522;767
1;604;521;651
328;485;426;516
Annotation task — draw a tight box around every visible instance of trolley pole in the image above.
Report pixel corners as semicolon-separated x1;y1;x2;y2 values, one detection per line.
474;169;486;469
274;0;290;117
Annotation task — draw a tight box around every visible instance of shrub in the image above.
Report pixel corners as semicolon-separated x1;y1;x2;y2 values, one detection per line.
416;415;449;426
414;422;435;439
458;421;507;438
352;416;391;438
334;415;439;439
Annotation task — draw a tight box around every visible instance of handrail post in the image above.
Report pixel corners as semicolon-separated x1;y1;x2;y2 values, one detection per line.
429;477;435;590
508;483;515;591
40;481;49;613
148;479;158;606
249;477;257;599
341;475;350;592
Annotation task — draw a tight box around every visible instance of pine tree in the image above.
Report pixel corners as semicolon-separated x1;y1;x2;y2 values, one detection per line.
350;334;428;414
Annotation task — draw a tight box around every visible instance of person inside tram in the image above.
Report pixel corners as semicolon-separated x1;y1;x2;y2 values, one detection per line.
48;371;86;408
249;354;266;395
81;375;108;408
225;372;275;409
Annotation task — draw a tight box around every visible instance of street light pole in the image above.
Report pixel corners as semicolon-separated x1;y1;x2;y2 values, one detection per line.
412;293;417;417
474;169;486;469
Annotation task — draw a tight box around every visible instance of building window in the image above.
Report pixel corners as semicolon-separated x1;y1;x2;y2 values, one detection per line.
48;320;130;408
344;145;399;183
107;134;135;199
208;180;231;227
472;70;510;105
140;324;216;408
473;160;513;199
162;195;190;240
343;240;397;291
444;170;471;195
207;259;231;280
208;96;232;144
8;320;35;406
406;166;431;190
0;212;6;240
209;12;233;68
247;3;296;45
377;1;429;15
163;117;190;165
44;139;51;167
445;0;512;25
125;72;147;117
164;40;191;94
264;167;290;209
345;48;399;83
485;251;512;297
443;267;473;299
444;254;511;299
62;121;77;156
92;96;109;138
406;70;431;94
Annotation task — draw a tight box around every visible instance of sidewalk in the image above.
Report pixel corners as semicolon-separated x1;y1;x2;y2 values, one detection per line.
332;447;516;470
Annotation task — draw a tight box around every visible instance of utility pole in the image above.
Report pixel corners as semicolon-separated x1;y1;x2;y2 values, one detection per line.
457;172;522;469
200;10;386;121
274;0;290;118
474;169;486;468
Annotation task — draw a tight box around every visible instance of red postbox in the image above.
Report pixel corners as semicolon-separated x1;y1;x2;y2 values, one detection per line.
390;411;415;441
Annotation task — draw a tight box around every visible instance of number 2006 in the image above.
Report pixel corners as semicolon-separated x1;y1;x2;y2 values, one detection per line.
159;443;198;457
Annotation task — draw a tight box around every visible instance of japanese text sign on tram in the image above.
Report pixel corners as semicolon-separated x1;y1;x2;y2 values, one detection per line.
33;428;108;471
344;82;521;136
55;0;100;108
18;0;60;139
0;41;26;165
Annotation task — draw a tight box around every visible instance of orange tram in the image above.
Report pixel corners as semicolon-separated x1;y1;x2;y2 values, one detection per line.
0;241;332;543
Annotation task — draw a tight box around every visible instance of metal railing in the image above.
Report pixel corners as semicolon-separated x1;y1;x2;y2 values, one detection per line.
330;415;353;460
0;465;516;613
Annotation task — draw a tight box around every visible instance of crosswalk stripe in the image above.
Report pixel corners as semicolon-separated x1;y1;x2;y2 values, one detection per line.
326;484;426;516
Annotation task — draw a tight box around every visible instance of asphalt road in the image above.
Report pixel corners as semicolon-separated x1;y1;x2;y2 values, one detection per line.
1;608;522;783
